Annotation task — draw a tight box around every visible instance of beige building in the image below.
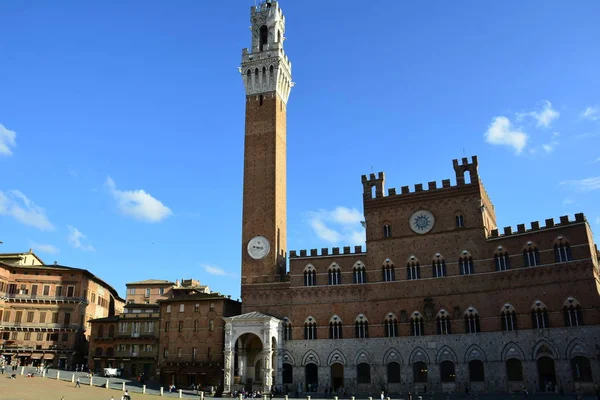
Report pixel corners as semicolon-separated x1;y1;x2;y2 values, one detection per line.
0;250;124;369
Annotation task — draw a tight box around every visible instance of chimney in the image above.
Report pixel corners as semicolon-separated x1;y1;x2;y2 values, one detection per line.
175;280;180;287
54;261;58;265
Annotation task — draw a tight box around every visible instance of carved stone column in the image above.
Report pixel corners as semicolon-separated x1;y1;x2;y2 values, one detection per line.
224;349;234;394
263;347;274;393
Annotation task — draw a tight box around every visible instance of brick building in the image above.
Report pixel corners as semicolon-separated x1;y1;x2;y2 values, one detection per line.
157;280;241;388
0;251;124;369
223;1;600;396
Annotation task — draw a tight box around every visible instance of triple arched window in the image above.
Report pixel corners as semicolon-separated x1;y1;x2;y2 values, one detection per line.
382;259;395;282
501;304;517;331
303;265;316;287
459;251;474;275
407;256;420;280
464;307;480;333
384;313;398;337
355;315;369;338
432;254;446;277
328;263;342;285
531;300;550;329
329;315;343;339
304;317;317;340
564;297;583;327
436;309;451;335
554;236;573;263
283;318;292;340
353;262;367;284
495;246;510;271
523;242;541;267
410;311;424;336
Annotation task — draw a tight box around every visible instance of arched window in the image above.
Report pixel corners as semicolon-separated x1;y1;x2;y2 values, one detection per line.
432;254;446;278
384;313;398;338
407;256;420;280
440;361;455;382
469;360;485;382
501;304;517;331
413;362;428;383
571;356;593;382
383;224;392;238
554;236;572;263
304;265;316;287
259;25;269;51
283;363;293;384
328;263;342;285
436;309;451;335
523;242;540;267
563;297;583;327
495;246;510;271
464;307;480;333
531;300;550;329
106;347;114;357
455;214;465;228
304;317;317;340
382;259;395;282
506;359;523;381
108;325;115;338
98;325;104;338
459;251;474;275
94;347;103;357
387;362;401;383
329;315;343;339
357;363;371;384
410;311;424;336
355;315;369;338
353;261;366;284
283;318;292;340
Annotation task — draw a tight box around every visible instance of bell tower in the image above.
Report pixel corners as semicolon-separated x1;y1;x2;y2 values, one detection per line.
240;0;293;286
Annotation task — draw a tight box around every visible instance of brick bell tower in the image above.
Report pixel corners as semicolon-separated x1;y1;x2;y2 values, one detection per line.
240;0;293;287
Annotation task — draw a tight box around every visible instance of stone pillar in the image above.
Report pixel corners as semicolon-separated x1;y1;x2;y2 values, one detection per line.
106;379;110;389
179;389;183;398
160;387;164;396
71;374;75;383
143;385;146;394
275;349;284;387
238;349;246;384
263;346;274;393
122;381;126;391
224;349;234;394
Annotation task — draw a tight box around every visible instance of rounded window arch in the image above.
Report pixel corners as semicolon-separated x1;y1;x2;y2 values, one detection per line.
353;261;367;284
459;250;474;275
328;263;342;285
303;264;316;287
410;311;424;336
523;241;540;267
329;315;343;339
494;245;510;271
500;303;517;331
432;253;446;278
454;213;465;228
563;297;583;327
464;306;480;333
384;313;398;337
283;317;292;340
382;258;395;282
382;221;392;238
355;314;369;338
531;300;550;329
304;316;317;340
554;236;572;262
259;25;269;51
436;309;451;335
98;325;104;338
407;256;421;280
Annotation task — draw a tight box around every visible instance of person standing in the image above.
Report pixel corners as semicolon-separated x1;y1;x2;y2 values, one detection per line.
75;377;81;388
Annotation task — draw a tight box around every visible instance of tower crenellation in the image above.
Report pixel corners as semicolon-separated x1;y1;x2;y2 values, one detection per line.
241;1;293;103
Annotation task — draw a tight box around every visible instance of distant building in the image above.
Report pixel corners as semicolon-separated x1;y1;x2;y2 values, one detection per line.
0;250;124;369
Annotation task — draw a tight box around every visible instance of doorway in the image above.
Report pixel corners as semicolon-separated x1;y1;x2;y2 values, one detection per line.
331;363;344;391
537;357;557;392
305;363;318;392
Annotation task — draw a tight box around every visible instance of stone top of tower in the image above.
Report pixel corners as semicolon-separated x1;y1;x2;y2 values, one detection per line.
240;0;293;103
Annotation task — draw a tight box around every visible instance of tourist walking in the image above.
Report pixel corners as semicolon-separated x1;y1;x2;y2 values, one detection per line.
75;377;81;388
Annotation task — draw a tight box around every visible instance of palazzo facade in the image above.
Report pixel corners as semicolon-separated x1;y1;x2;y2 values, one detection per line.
225;1;600;396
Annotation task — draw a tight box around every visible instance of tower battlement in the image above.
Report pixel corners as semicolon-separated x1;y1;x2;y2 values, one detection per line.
289;245;365;259
489;213;586;238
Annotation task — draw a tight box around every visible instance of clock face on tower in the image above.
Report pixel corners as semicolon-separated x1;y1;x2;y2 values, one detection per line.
409;210;435;234
247;236;271;260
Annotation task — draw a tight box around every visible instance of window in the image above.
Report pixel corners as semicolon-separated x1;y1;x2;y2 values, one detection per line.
10;332;18;340
357;363;371;384
495;247;510;271
129;288;136;295
51;312;59;323
384;314;398;337
109;325;115;337
118;344;127;352
67;286;74;297
329;316;343;339
501;304;517;331
523;243;540;267
177;347;182;358
159;288;165;295
194;304;200;312
165;322;170;332
353;262;366;284
455;215;465;228
440;361;455;382
506;359;523;381
554;237;572;262
464;307;480;333
14;311;23;323
531;301;550;329
192;347;198;362
411;312;424;336
132;322;141;336
407;257;420;280
328;264;342;285
39;311;46;323
36;332;43;341
56;286;63;297
166;305;171;313
383;224;392;238
2;311;9;322
91;292;96;303
304;265;316;286
382;259;395;282
31;285;38;296
564;298;583;327
62;333;69;342
355;315;369;338
179;304;185;313
98;326;105;338
459;251;474;275
144;288;150;297
24;332;31;341
432;254;446;277
145;344;153;353
95;347;103;357
387;362;401;383
283;319;292;340
178;321;184;332
571;356;593;382
413;362;428;383
194;320;199;332
144;321;154;333
119;322;128;333
304;317;317;340
469;360;485;382
210;302;215;310
436;310;451;335
63;312;71;326
163;348;169;359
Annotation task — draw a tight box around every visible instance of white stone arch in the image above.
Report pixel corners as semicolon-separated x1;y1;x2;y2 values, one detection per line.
382;348;403;366
328;262;341;271
532;340;557;360
464;306;479;317
385;312;398;322
406;255;420;265
327;349;347;366
301;349;321;366
304;316;317;325
354;349;373;365
436;346;458;364
409;347;430;364
383;258;394;267
501;341;526;361
531;300;548;311
304;263;316;273
355;313;369;323
353;260;366;270
501;303;516;313
563;296;581;308
464;344;487;363
281;350;296;366
566;338;589;359
329;315;342;324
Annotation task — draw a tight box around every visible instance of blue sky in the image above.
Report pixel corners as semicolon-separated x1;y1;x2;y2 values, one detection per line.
1;1;599;300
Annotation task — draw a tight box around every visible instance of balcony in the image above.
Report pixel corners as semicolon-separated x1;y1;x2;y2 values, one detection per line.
1;293;88;304
0;322;81;330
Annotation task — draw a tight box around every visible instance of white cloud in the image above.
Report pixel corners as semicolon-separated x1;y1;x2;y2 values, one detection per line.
0;190;54;230
202;264;237;277
562;198;575;206
517;100;560;128
105;176;173;223
581;107;600;121
306;207;365;245
593;157;600;164
484;116;528;154
0;124;17;156
67;225;95;251
31;242;60;254
560;177;600;193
